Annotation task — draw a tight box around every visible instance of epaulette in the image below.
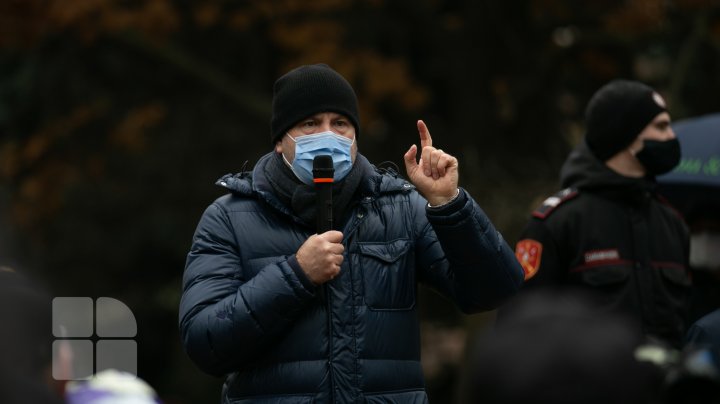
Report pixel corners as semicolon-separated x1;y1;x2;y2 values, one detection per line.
532;187;579;220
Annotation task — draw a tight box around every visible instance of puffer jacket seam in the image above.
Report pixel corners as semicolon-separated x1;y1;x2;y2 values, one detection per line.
236;288;265;335
211;200;242;260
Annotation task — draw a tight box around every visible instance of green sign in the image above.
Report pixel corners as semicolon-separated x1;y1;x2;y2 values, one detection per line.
674;156;720;177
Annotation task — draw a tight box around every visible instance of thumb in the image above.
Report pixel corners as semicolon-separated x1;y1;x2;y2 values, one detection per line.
321;230;344;243
404;144;418;174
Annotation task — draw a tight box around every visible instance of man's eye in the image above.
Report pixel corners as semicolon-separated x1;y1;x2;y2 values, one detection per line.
302;121;316;127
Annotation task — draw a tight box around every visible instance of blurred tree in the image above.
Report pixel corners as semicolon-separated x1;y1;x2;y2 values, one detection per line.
1;0;719;402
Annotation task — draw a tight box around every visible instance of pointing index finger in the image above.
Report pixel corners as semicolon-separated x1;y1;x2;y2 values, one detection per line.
417;120;432;149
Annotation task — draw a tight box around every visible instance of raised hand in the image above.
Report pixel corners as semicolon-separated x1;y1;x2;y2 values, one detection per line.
296;230;344;285
403;120;459;206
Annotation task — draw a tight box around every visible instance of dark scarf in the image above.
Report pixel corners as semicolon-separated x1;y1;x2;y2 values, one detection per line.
264;152;371;230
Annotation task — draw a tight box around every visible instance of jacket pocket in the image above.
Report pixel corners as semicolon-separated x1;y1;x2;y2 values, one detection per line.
364;389;428;403
225;395;314;404
568;264;632;309
654;263;691;309
359;238;415;311
571;264;631;286
657;264;691;287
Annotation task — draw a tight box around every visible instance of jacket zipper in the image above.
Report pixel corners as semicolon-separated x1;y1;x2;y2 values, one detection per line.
326;271;335;402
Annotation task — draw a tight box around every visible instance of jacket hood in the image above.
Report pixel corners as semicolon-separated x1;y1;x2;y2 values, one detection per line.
215;152;413;207
560;141;655;193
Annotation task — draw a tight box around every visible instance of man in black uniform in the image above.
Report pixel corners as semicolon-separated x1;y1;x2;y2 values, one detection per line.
513;80;690;347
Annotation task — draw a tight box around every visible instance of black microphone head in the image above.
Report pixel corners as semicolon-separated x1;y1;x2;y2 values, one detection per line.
313;155;334;181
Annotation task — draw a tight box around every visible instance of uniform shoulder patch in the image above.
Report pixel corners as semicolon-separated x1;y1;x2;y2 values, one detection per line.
515;239;543;280
532;188;579;220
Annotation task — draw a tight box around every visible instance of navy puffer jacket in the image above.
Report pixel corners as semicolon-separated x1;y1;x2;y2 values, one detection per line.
180;153;523;403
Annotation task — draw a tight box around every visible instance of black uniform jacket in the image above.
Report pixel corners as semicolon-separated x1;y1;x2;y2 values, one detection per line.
515;142;691;347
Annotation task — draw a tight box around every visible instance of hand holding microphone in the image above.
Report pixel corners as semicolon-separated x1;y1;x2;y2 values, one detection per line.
296;155;343;285
296;231;344;285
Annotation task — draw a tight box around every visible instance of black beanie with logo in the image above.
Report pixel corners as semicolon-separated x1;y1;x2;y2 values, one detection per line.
584;80;667;161
270;64;360;144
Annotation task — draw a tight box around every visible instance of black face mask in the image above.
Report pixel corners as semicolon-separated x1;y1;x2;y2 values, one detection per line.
636;138;681;176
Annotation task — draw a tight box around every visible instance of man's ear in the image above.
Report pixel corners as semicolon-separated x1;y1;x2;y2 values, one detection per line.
275;142;283;153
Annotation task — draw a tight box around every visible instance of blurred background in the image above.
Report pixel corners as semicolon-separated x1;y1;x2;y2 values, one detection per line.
1;0;719;402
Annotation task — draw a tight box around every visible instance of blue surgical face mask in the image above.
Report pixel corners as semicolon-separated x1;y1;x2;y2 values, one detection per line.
282;131;355;185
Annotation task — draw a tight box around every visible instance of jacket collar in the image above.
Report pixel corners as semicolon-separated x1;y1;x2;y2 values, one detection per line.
560;142;656;206
215;152;414;209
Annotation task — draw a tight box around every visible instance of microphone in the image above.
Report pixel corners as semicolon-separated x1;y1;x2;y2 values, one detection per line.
313;155;334;233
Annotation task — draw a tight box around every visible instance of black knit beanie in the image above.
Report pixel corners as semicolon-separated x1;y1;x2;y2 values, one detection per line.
584;80;667;161
270;64;360;143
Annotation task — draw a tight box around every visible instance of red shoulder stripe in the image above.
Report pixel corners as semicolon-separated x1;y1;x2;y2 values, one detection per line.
532;188;579;220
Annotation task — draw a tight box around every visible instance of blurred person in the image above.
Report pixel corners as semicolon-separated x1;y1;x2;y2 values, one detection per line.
664;343;720;404
0;265;65;404
686;308;720;354
683;208;720;365
509;80;690;347
685;207;720;324
459;290;663;404
179;64;524;403
690;311;720;347
65;369;161;404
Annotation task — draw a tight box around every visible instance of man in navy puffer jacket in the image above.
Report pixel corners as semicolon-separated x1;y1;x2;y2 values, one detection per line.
179;64;523;403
